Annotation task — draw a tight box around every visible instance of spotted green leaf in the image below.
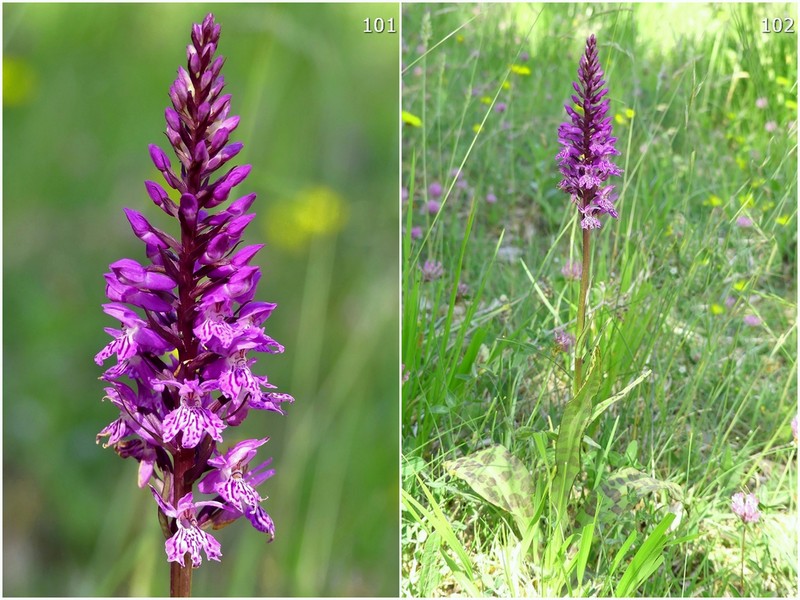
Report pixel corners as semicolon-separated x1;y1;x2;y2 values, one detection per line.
445;445;535;534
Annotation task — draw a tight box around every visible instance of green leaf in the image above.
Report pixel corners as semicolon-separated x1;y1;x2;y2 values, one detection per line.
418;532;442;597
614;512;676;597
552;347;604;524
445;445;535;534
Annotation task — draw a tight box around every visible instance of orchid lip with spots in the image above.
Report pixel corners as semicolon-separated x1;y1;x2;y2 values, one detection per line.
94;13;293;594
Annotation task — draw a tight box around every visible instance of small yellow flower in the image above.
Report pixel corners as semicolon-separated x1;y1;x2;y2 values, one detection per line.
760;200;775;212
736;156;747;170
750;177;766;188
733;280;747;292
3;56;37;107
776;215;791;226
456;34;464;43
472;123;482;133
738;193;754;207
264;186;348;252
710;304;725;315
704;195;724;207
509;64;531;76
614;113;626;125
776;75;790;87
624;108;635;119
402;110;422;127
480;96;492;105
785;99;797;111
502;81;511;90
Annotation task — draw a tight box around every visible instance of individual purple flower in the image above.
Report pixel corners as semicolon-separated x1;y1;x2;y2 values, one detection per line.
561;259;582;280
411;226;422;240
743;314;762;327
94;14;293;585
426;200;441;214
519;50;530;62
755;97;768;109
428;181;443;199
765;120;778;133
150;487;224;567
556;35;622;229
456;281;469;300
486;191;498;204
731;492;760;524
736;215;754;228
420;260;444;281
554;328;575;352
725;295;737;309
198;438;276;539
153;378;226;449
495;102;507;113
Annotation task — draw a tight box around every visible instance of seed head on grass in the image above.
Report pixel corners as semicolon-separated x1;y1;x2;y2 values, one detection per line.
556;34;622;229
731;492;761;524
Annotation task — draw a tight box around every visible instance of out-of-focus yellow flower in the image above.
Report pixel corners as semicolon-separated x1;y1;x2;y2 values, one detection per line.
786;99;797;111
733;280;747;291
614;113;626;125
710;304;725;315
776;215;791;226
776;75;790;87
480;96;492;105
704;194;724;207
3;56;37;107
402;110;422;127
665;224;674;237
510;64;531;76
502;81;511;90
738;192;754;207
264;186;348;252
736;156;747;170
456;34;464;43
750;177;766;188
472;123;482;133
760;200;775;212
624;108;635;119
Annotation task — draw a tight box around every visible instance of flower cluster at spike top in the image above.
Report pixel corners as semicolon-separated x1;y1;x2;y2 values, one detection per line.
95;14;293;568
556;34;622;230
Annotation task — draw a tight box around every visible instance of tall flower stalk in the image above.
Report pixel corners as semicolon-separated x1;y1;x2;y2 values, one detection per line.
556;34;622;392
95;14;293;597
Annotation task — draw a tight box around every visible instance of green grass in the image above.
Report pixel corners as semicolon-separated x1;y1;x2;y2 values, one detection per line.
402;3;797;597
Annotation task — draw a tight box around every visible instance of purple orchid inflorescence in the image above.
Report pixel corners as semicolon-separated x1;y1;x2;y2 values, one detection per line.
556;34;622;230
95;13;293;568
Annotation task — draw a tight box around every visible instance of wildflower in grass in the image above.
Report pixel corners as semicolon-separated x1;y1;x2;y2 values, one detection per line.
736;216;753;228
486;191;497;204
420;260;444;282
554;329;575;353
725;296;737;309
792;415;797;442
95;14;293;593
755;97;768;109
456;178;469;191
519;50;530;62
710;303;725;315
510;64;531;76
495;102;507;113
561;259;582;280
743;314;762;327
456;282;470;300
555;34;621;389
411;226;422;240
556;34;622;230
765;120;778;133
450;167;463;181
731;492;760;523
426;200;441;215
428;181;443;199
401;187;409;203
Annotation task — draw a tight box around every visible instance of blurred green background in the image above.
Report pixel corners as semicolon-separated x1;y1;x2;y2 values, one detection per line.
4;3;399;596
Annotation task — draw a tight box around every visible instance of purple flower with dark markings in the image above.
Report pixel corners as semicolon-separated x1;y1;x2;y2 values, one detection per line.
94;14;293;585
556;34;622;229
